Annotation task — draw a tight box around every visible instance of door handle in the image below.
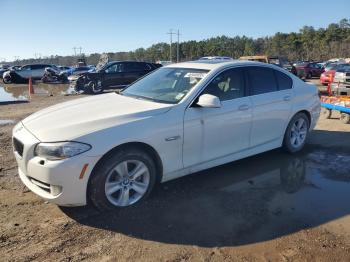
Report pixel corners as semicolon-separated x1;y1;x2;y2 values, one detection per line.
238;104;250;111
283;95;291;101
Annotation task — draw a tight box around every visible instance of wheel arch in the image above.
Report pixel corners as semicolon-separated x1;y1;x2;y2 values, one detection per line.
87;141;164;190
296;110;311;126
283;109;312;140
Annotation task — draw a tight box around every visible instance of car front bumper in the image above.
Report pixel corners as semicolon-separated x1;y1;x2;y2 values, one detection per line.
12;122;99;206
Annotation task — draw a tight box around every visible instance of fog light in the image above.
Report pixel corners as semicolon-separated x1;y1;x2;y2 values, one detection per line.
50;185;62;196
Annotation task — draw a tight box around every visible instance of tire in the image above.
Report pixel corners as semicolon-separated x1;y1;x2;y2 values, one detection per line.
88;147;157;211
87;80;103;94
340;113;350;124
306;73;312;79
283;113;309;153
3;75;11;84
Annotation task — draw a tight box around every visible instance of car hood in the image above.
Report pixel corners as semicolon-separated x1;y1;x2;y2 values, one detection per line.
22;93;173;141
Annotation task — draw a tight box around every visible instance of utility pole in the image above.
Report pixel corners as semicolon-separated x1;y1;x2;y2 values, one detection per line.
177;29;180;63
167;29;174;62
73;47;77;56
167;29;180;62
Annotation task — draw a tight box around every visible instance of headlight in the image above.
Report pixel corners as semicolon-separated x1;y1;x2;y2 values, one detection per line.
34;142;91;160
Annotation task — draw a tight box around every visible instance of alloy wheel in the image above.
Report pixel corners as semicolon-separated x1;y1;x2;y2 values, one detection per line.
290;118;307;148
104;160;150;207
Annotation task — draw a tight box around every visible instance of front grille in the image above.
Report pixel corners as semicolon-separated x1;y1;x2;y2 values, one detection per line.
13;137;24;156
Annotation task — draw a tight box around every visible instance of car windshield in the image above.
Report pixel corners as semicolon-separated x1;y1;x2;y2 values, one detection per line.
121;67;209;104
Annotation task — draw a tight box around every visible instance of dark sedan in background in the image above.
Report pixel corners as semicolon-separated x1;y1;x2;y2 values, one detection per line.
73;61;161;94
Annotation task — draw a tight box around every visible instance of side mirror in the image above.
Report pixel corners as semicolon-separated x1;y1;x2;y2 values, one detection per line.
196;94;221;108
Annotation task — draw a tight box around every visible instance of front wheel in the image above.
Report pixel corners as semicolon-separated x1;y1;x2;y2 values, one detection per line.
283;113;309;153
3;75;11;84
89;148;157;211
87;80;103;94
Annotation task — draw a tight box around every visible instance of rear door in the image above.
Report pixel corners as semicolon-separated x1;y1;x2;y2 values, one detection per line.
246;66;293;148
31;64;47;78
125;62;152;84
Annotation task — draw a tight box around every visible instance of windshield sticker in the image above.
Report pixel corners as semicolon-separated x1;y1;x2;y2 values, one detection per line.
175;93;186;100
184;72;207;78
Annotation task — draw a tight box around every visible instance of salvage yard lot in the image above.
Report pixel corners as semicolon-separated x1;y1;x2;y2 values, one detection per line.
0;83;350;261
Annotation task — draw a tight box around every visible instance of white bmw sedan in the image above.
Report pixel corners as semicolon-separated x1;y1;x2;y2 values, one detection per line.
12;60;320;210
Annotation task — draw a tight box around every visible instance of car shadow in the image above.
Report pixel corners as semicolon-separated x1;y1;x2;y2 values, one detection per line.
61;135;350;247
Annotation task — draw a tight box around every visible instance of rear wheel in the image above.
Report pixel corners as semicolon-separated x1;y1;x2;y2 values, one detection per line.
283;113;309;153
89;148;157;211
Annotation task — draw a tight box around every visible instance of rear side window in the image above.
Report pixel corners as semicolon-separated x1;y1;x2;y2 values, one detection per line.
247;67;278;95
31;65;43;70
275;70;292;90
126;62;151;71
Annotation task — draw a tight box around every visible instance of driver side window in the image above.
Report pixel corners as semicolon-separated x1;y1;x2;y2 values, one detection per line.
21;65;31;70
105;63;124;73
202;68;245;101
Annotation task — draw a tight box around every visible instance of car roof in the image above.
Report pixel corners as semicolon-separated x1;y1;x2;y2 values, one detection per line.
165;60;272;70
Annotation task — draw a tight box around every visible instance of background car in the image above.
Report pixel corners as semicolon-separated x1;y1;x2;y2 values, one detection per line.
57;66;72;71
331;64;350;95
295;62;324;79
73;61;161;94
63;65;93;77
320;63;349;85
2;64;57;83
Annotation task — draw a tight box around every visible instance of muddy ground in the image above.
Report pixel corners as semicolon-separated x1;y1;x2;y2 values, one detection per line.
0;81;350;261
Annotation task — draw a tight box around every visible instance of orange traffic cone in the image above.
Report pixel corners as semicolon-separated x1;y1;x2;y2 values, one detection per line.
28;77;34;98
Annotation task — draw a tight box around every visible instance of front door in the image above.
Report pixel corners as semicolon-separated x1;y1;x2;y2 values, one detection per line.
183;68;252;168
103;62;126;88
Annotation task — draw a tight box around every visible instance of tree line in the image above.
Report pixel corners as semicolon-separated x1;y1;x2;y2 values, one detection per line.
10;18;350;66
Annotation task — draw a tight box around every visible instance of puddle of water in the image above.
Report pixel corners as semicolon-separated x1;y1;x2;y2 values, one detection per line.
0;86;29;103
0;84;74;103
0;119;16;125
